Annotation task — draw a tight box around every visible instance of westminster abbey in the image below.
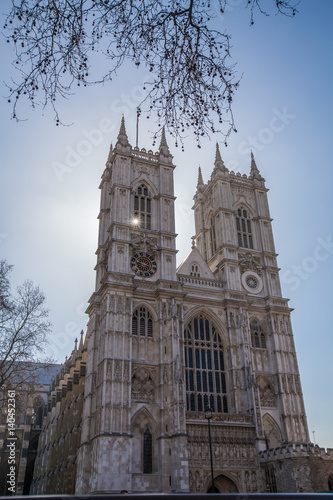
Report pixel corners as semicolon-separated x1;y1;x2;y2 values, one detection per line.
24;118;333;494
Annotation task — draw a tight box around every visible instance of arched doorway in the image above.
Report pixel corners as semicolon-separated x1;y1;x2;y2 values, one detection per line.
207;474;239;493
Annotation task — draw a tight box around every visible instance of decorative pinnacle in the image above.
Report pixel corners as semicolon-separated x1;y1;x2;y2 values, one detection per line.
119;115;126;135
197;166;204;187
159;126;171;156
191;236;196;248
106;142;113;164
160;126;167;147
116;115;130;147
79;330;84;352
215;142;222;163
250;151;262;179
214;142;227;171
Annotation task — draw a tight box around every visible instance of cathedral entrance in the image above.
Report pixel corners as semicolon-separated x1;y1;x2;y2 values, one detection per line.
207;474;239;493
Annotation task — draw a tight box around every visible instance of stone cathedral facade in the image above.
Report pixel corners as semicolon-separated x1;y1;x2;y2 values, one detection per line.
31;119;333;494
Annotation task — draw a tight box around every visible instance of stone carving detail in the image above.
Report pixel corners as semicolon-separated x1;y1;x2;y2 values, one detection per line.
123;361;130;381
163;366;168;382
136;282;156;290
125;297;131;314
131;367;155;402
131;232;158;255
117;296;123;314
239;253;263;275
294;376;301;395
258;378;276;407
114;360;122;381
107;360;112;380
288;376;295;394
262;414;282;449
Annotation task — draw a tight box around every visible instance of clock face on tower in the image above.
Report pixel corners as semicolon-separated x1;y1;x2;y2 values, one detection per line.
131;252;157;277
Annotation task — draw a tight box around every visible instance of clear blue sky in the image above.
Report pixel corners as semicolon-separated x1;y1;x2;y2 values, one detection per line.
0;1;332;447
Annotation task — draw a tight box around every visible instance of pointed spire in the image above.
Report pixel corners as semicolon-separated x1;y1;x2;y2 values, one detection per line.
160;126;167;147
115;115;130;148
197;166;204;187
215;142;222;163
119;115;126;136
214;142;227;171
250;151;262;179
106;142;113;165
78;330;84;353
159;126;171;157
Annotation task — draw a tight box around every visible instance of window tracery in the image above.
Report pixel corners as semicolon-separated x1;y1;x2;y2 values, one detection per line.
250;319;267;349
184;315;228;413
236;207;253;249
132;307;153;338
134;184;152;230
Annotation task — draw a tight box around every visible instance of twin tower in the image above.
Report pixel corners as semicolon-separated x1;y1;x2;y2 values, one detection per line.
34;117;315;494
74;118;309;493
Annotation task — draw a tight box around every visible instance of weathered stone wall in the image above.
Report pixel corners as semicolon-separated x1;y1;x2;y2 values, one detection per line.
187;420;259;493
260;444;333;493
30;338;86;494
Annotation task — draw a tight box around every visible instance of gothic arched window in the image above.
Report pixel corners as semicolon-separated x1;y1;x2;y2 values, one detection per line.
250;319;267;349
184;315;228;413
210;216;217;254
134;184;152;230
236;207;253;249
143;428;152;474
132;307;153;338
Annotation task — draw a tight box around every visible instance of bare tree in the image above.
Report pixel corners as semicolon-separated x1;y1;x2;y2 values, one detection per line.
3;0;297;146
0;260;53;401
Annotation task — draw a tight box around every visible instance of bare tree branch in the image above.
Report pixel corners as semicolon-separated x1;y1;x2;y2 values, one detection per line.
3;0;298;145
0;260;53;401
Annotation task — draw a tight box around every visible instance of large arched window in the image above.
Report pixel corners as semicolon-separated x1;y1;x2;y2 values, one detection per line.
184;315;228;413
132;307;153;338
134;184;152;230
250;319;267;349
236;207;253;249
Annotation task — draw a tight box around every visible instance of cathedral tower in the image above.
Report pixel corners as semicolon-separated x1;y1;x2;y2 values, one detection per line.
190;145;309;447
75;123;310;494
75;119;189;493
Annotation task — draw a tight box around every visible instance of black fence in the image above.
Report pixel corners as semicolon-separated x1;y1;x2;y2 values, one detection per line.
1;494;333;500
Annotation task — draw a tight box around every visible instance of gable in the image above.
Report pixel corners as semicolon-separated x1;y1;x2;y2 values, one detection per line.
177;246;215;279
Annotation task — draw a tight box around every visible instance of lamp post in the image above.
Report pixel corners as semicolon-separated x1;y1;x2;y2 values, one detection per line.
205;407;215;493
